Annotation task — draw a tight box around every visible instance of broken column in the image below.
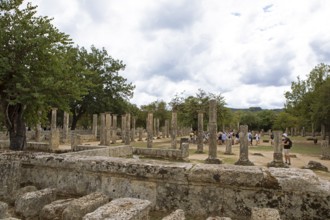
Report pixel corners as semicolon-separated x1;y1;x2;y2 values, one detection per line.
147;112;153;148
196;110;204;153
224;136;233;155
321;140;330;160
235;125;254;166
125;113;131;145
105;112;111;146
138;127;143;141
121;114;126;143
171;111;177;149
111;114;117;144
267;130;287;167
49;108;60;150
131;116;136;142
61;111;70;144
205;99;221;164
92;114;98;140
99;113;105;145
165;119;170;138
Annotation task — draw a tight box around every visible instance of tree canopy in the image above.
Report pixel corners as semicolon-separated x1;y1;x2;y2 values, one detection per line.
285;63;330;141
0;0;89;149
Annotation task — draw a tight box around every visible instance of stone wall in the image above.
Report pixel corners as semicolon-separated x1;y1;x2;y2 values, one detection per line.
133;143;189;160
0;151;329;219
67;145;133;158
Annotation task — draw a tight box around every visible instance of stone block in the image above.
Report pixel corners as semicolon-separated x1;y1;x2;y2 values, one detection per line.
62;192;109;220
251;207;281;220
15;188;57;219
162;209;185;220
0;201;8;218
39;198;74;220
83;197;151;220
9;185;38;205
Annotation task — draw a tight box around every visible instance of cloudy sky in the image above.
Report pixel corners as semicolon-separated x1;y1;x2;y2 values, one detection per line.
32;0;330;109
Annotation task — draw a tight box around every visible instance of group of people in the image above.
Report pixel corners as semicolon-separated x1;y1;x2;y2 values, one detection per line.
216;130;261;146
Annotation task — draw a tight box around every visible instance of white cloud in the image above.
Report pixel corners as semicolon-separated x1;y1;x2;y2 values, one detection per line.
32;0;330;109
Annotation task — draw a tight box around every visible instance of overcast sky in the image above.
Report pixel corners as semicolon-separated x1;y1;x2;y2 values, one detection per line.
32;0;330;109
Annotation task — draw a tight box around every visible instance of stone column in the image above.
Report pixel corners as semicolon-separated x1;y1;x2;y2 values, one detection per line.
61;111;70;144
92;114;98;140
267;130;287;167
111;114;117;144
321;124;326;140
235;125;254;166
205;99;221;164
138;127;143;141
121;114;126;143
165;119;170;138
147;112;153;148
99;113;105;145
321;140;330;160
35;123;42;142
301;127;305;137
125;113;131;145
171;111;177;149
196;110;204;153
49;108;59;150
131;116;136;142
312;123;315;137
105;112;111;146
156;118;160;139
224;137;233;155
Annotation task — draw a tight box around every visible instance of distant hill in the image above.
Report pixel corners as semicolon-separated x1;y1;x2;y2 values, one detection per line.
228;107;283;112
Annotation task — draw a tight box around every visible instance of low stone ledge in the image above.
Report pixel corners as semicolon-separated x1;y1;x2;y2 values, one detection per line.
69;145;132;158
83;197;151;220
15;188;57;219
62;192;110;220
133;144;189;160
162;209;185;220
188;164;270;188
269;167;330;193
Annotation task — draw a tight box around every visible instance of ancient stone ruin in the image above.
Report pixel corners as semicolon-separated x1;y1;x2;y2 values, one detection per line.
0;100;329;219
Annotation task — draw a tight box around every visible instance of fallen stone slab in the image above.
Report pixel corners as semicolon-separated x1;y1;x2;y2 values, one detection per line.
303;160;328;172
0;201;9;218
39;198;74;220
251;207;281;220
9;185;37;205
62;192;109;220
162;209;185;220
15;188;57;219
83;197;151;220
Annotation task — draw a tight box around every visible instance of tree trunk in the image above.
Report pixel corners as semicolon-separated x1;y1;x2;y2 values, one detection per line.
6;103;26;150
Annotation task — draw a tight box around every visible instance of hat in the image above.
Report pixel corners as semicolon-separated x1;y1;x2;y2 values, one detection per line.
282;133;287;137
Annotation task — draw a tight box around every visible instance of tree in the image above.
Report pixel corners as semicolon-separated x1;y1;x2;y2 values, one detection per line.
0;1;86;149
273;112;298;131
169;89;226;130
285;63;330;142
69;46;135;130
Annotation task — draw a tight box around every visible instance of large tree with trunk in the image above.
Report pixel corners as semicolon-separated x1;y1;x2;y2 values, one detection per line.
0;1;87;150
68;46;135;130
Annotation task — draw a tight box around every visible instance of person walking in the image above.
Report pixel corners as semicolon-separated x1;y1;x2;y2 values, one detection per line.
282;134;292;165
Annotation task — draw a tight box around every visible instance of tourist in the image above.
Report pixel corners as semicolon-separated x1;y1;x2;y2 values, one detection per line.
248;131;253;146
282;134;292;165
255;132;260;145
221;131;227;145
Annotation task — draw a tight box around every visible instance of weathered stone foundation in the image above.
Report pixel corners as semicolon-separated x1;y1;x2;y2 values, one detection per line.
0;151;329;219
